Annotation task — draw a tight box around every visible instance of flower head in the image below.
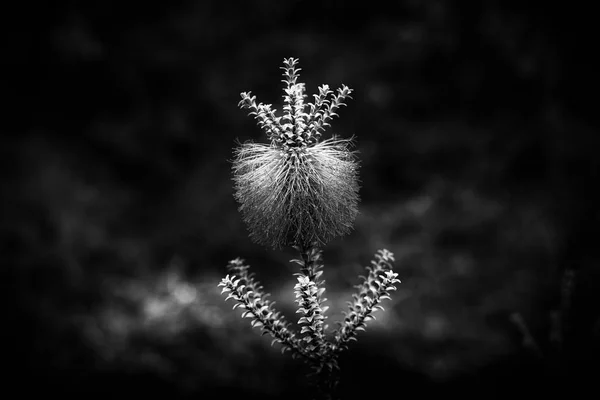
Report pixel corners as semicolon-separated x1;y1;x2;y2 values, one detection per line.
233;58;359;249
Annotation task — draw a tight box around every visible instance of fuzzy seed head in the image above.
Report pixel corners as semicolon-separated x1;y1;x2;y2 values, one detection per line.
233;58;359;249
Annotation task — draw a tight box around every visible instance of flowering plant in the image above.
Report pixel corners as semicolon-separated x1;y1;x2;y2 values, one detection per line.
219;58;401;399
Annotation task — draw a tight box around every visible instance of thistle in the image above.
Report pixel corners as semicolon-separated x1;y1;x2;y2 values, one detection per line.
220;58;401;400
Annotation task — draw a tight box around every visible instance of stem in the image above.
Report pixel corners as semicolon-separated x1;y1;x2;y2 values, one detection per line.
298;243;318;280
296;243;339;400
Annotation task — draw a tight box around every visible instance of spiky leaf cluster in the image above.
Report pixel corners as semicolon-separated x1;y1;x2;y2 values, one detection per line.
218;248;400;399
218;258;306;358
239;57;354;148
295;275;329;354
333;249;400;352
292;246;330;359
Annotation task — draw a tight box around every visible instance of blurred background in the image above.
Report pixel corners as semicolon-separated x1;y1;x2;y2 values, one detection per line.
3;0;599;398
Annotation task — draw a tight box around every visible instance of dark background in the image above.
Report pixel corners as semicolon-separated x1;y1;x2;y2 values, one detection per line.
3;1;599;398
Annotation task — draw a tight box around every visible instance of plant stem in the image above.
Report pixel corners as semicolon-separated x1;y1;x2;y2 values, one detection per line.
297;243;339;400
298;243;318;280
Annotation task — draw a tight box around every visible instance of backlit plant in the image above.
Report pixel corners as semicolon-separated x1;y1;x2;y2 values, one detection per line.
219;58;401;400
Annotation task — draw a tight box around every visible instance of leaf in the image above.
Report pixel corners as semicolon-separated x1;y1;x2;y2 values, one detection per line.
257;305;270;314
224;294;237;302
251;320;264;328
324;361;337;371
300;326;313;334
